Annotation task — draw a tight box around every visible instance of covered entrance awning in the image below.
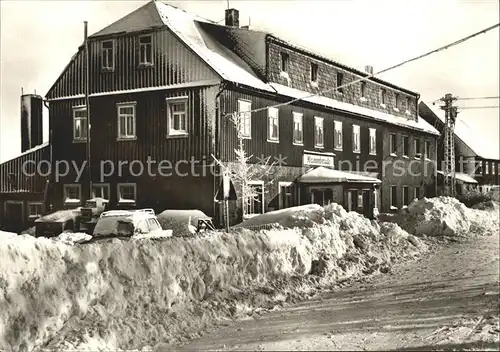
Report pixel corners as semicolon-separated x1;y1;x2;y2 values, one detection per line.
297;166;382;184
436;171;478;184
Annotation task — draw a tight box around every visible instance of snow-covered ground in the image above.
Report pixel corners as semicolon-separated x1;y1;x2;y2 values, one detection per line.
0;197;497;351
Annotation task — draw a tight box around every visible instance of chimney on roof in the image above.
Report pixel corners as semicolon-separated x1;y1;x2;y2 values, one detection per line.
365;65;374;75
20;92;43;153
225;8;239;27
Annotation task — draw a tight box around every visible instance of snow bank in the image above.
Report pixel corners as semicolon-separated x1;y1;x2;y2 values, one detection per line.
398;197;499;238
0;231;17;240
0;202;427;352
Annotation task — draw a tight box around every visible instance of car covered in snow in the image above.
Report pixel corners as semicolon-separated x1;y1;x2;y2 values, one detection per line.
34;208;81;237
87;209;172;243
156;209;215;237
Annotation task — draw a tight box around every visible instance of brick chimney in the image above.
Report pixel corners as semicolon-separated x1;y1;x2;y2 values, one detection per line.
225;8;239;27
365;65;374;75
20;93;43;153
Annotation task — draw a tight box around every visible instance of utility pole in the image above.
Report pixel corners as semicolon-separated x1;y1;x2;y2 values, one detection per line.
84;21;92;200
439;93;458;197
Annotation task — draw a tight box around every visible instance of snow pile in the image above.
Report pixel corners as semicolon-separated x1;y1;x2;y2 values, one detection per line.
0;230;17;240
56;232;92;245
157;209;210;237
398;197;499;238
233;204;324;229
0;204;425;352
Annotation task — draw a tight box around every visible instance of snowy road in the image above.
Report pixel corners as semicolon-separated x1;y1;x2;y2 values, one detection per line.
171;233;500;351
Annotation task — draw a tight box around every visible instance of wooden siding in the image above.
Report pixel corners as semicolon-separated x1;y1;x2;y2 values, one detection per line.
267;41;419;121
50;86;217;183
47;27;219;99
0;145;50;193
220;87;384;171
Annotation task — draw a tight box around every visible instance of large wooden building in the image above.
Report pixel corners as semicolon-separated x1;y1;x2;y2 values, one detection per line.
1;1;440;230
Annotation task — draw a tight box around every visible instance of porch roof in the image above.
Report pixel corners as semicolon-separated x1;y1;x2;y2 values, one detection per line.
297;166;382;184
436;171;478;184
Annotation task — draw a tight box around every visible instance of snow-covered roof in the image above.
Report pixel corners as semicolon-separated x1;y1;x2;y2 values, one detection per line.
0;142;49;165
426;103;499;160
436;171;478;184
297;166;382;184
272;84;440;136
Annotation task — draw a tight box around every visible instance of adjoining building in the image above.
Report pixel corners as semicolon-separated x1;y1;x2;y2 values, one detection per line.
0;1;440;231
419;101;500;195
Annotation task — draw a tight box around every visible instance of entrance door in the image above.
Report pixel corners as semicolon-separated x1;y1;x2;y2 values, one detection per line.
362;189;371;218
4;201;24;233
347;189;358;212
312;189;333;206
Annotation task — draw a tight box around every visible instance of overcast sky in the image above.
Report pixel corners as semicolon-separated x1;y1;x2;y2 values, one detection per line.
0;0;499;162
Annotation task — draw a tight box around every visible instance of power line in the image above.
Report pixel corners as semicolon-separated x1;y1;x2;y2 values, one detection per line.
228;22;500;117
456;96;499;101
458;106;500;110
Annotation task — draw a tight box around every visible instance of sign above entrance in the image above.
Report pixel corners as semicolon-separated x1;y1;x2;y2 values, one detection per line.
303;152;335;168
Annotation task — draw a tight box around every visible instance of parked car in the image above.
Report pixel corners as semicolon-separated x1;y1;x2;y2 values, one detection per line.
157;209;215;237
87;209;172;243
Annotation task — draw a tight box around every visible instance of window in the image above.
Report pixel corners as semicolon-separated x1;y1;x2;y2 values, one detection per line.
167;97;188;136
390;185;397;208
117;183;136;203
313;189;334;207
237;99;252;138
310;63;318;83
92;183;110;200
314;116;324;148
424;140;431;159
402;186;409;206
280;52;289;72
402;135;409;157
337;72;344;93
147;218;161;232
292;112;303;145
117;102;136;139
381;89;386;105
73;107;88;142
369;128;376;155
247;182;264;215
406;97;411;112
64;184;82;205
139;35;153;65
279;182;293;209
334;121;343;150
352;124;360;153
27;202;43;218
360;82;366;98
414;138;421;158
485;162;489;175
267;107;279;142
494;163;497;175
414;186;420;200
395;94;400;110
101;40;115;70
390;133;397;155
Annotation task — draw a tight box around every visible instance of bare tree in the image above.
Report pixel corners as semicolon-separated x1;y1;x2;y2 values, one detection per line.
212;112;276;220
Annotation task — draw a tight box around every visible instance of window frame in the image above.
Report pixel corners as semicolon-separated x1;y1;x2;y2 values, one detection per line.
402;135;409;157
360;81;366;99
414;186;420;200
424;140;431;159
138;34;153;66
406;96;411;114
352;124;360;153
267;107;280;143
91;183;111;200
380;88;387;107
369;128;376;155
166;96;189;137
27;201;43;219
389;133;397;156
402;186;409;206
278;181;293;210
314;116;324;149
394;93;400;112
310;62;318;83
336;71;344;93
334;120;343;151
414;138;422;159
101;39;115;71
292;111;304;146
485;162;489;175
64;184;82;205
116;102;137;140
117;183;137;203
390;185;397;209
237;99;252;139
72;106;88;143
280;52;289;73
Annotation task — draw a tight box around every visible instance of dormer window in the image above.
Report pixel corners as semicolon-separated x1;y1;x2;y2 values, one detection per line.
310;63;318;83
406;97;411;112
395;93;400;111
280;52;289;73
360;82;366;98
337;72;344;93
101;40;115;71
381;88;387;106
139;35;153;65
